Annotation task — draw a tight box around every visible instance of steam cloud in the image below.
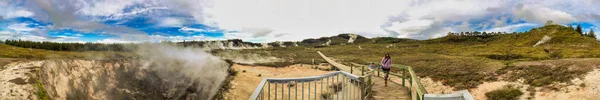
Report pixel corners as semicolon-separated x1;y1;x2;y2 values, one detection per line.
136;43;230;99
533;35;552;47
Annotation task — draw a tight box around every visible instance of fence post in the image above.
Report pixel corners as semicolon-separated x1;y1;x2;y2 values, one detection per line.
377;67;380;77
359;76;366;100
402;69;406;86
361;65;364;76
312;59;315;69
351;65;353;74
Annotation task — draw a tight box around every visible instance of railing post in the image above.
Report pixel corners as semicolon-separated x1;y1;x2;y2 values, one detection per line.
275;83;278;100
410;75;413;97
268;82;271;100
377;67;380;77
359;76;366;100
361;65;364;76
402;69;406;86
351;65;353;74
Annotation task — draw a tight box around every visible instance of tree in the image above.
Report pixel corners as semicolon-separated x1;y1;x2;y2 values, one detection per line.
545;20;554;25
569;25;574;30
576;24;583;35
589;29;597;39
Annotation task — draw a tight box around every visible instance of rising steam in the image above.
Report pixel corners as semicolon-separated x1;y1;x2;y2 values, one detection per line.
533;35;552;47
135;43;230;99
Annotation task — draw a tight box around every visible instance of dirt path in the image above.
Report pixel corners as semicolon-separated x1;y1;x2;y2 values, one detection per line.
223;64;335;100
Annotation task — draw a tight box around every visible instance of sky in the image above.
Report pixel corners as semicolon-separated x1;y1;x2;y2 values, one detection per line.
0;0;599;43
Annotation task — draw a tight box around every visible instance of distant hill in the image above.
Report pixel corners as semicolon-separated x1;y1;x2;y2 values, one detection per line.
3;25;597;51
499;25;599;47
429;25;599;47
179;24;600;49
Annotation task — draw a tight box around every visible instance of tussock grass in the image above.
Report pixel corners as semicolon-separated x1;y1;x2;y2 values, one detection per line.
485;85;523;100
0;44;134;59
498;59;599;87
234;25;600;90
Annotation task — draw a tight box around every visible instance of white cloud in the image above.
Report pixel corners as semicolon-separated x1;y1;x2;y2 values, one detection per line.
3;0;600;43
384;20;434;38
179;27;207;33
200;0;520;41
7;23;36;32
97;38;141;43
149;34;219;42
0;31;13;40
159;17;184;27
77;0;145;17
513;4;576;24
204;0;412;41
5;10;34;18
485;23;538;32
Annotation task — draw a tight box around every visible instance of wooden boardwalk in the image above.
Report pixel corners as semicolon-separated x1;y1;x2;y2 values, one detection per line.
318;51;410;100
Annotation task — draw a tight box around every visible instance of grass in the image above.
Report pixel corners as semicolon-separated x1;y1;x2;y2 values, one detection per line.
231;25;600;90
485;85;523;100
30;69;50;100
213;61;236;100
0;44;135;59
35;79;50;100
498;59;597;87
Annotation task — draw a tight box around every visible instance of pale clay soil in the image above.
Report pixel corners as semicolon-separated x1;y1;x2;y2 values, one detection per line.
422;69;600;100
223;64;353;100
0;61;44;100
3;59;600;100
226;61;600;100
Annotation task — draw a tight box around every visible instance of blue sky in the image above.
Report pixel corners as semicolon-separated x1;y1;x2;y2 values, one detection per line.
0;0;599;43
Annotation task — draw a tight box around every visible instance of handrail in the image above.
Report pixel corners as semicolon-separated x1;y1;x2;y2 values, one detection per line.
326;53;429;100
249;71;366;100
351;62;429;98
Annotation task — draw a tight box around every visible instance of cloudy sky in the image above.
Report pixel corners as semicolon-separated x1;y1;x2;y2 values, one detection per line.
0;0;599;43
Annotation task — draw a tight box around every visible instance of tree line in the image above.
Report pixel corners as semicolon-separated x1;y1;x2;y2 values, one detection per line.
446;31;521;38
2;40;134;52
572;24;596;39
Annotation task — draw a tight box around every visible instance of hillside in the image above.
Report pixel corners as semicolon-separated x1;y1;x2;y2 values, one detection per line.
492;24;599;47
230;24;600;90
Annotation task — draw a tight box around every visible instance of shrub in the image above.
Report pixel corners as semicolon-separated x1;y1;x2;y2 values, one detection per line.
485;85;523;100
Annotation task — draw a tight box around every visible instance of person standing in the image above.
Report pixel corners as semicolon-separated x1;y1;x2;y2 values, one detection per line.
381;53;392;87
368;63;376;70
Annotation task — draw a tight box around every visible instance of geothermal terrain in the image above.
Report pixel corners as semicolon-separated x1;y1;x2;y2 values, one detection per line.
2;24;600;100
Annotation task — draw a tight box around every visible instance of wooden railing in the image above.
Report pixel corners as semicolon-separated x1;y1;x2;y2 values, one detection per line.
351;63;428;100
250;51;475;100
248;71;374;100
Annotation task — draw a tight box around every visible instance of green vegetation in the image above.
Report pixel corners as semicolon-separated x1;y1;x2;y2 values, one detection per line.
4;40;135;52
500;65;588;87
1;24;598;93
35;79;50;100
497;59;598;87
213;61;236;100
586;29;596;39
576;24;584;36
485;85;523;100
233;24;600;90
0;44;134;59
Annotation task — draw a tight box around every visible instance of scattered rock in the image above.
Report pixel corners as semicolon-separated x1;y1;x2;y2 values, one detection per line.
8;78;28;85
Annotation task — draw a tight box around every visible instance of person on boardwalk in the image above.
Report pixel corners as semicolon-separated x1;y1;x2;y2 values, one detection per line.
369;62;376;70
381;53;392;87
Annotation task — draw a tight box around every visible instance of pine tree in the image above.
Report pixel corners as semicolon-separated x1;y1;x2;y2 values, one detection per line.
589;29;596;39
576;24;583;35
569;25;574;30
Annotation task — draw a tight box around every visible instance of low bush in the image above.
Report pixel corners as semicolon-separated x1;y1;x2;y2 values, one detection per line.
485;85;523;100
